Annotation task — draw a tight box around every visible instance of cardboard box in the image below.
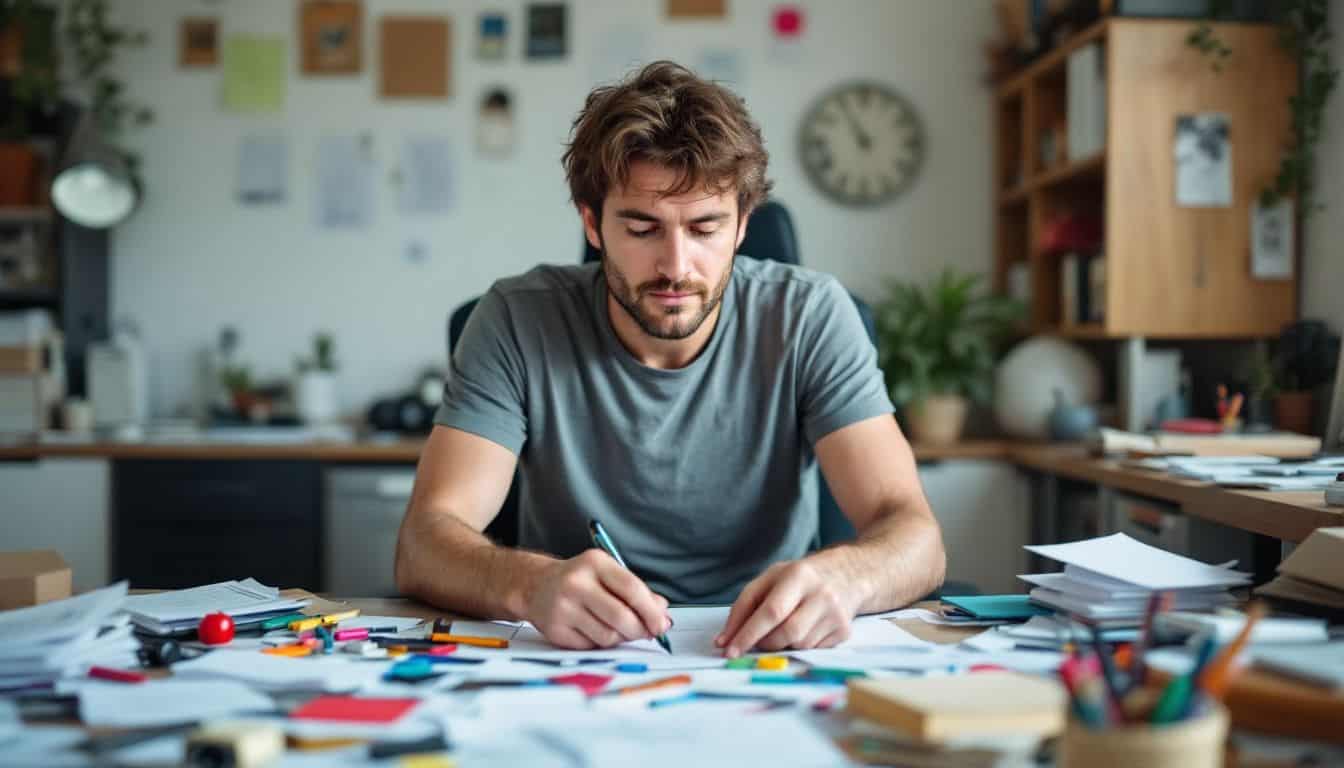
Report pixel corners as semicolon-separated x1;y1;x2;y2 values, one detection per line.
1278;527;1344;593
0;550;72;609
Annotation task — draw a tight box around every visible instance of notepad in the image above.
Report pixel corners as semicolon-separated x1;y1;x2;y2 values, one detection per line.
941;595;1052;621
846;671;1067;740
290;695;420;724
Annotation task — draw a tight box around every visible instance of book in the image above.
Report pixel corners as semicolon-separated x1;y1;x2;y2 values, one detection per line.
1093;427;1322;458
846;672;1066;741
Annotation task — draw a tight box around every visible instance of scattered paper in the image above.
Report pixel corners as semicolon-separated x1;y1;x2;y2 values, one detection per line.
236;135;287;205
399;137;455;215
78;680;274;727
170;649;384;692
315;136;376;229
1025;533;1250;590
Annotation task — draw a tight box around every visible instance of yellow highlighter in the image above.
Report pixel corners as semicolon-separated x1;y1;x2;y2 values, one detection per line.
320;609;360;626
289;617;323;632
429;633;509;649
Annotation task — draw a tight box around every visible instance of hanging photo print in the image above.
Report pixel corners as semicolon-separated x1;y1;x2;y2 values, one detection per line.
477;88;516;157
478;12;507;60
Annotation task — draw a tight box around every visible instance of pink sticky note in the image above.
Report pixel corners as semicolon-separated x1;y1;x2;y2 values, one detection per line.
550;672;613;696
290;696;419;724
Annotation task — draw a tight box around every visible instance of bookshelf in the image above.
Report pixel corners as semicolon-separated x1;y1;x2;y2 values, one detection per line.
992;17;1298;340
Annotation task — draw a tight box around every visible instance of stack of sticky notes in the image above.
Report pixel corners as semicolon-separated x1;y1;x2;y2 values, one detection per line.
1019;533;1249;626
846;671;1066;741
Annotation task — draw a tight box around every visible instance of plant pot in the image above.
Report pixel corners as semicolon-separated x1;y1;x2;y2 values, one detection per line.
295;371;339;425
906;394;969;445
1274;391;1314;434
0;142;39;205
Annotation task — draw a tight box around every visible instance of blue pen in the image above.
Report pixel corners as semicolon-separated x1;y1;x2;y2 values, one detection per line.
588;519;672;654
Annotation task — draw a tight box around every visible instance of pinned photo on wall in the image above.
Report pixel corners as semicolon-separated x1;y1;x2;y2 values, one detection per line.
222;37;286;112
526;3;567;60
236;135;288;205
380;16;450;98
1251;198;1294;280
398;137;455;215
179;18;218;68
1174;113;1232;207
477;87;515;157
768;4;805;63
300;0;362;75
667;0;727;19
478;12;507;60
315;135;375;229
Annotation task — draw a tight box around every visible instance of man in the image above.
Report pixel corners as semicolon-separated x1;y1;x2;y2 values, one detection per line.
396;61;944;657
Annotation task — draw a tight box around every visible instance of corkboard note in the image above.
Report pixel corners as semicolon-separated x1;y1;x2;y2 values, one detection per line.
180;18;219;67
667;0;727;19
380;16;450;99
301;0;362;75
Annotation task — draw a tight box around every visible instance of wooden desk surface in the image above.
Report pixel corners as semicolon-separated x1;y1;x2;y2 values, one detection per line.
3;438;1338;541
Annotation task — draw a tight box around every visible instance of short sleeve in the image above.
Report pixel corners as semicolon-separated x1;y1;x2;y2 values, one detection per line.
797;277;894;444
433;288;528;454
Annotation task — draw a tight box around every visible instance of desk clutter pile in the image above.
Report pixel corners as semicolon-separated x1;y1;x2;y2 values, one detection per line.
2;533;1344;767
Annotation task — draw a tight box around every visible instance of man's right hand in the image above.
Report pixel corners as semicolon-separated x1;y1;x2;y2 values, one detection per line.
524;549;671;649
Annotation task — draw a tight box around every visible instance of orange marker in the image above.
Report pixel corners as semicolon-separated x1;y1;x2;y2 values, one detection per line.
263;644;312;657
1200;601;1266;700
607;674;692;697
429;633;509;649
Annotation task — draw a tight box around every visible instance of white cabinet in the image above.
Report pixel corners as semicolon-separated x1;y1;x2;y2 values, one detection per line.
919;460;1030;595
0;459;110;591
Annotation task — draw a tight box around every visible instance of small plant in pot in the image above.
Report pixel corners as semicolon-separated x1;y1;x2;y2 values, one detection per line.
294;332;339;425
0;0;59;205
875;269;1024;445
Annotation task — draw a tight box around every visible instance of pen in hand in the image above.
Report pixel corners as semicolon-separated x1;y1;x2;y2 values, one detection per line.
588;519;673;654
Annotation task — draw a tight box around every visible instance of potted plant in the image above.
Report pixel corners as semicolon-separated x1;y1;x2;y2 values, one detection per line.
874;269;1025;445
294;332;339;425
1242;344;1277;431
0;0;58;205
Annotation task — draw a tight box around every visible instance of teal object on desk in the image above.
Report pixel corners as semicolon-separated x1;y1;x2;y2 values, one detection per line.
941;595;1052;621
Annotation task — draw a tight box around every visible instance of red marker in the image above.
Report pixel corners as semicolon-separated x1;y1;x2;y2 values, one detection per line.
89;666;147;683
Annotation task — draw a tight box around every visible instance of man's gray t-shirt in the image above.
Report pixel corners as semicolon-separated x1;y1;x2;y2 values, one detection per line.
434;257;893;604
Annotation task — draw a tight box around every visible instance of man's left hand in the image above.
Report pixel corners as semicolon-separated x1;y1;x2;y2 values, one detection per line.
714;558;861;658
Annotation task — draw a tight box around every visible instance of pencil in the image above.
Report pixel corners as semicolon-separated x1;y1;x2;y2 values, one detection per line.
429;633;509;649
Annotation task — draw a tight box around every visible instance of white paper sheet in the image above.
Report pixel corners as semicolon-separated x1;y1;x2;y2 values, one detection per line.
123;579;307;624
236;135;287;204
315;135;375;229
78;680;275;727
399;136;455;214
1025;533;1250;590
529;709;847;767
170;649;386;692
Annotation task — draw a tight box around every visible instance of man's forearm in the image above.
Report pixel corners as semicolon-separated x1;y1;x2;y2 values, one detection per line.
811;505;946;615
394;507;555;620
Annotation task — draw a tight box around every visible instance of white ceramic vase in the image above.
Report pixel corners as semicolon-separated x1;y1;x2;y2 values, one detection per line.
295;371;339;425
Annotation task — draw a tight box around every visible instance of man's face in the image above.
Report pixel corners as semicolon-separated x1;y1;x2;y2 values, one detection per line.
582;161;747;341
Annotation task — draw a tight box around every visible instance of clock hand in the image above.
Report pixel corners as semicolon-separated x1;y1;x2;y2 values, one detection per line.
839;101;872;151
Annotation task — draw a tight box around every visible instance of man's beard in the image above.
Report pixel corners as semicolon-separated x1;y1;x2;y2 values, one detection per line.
602;251;733;341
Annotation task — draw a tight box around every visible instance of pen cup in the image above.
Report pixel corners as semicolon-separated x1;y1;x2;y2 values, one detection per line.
1058;702;1228;768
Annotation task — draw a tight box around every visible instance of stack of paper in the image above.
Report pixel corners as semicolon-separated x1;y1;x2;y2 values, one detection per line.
0;581;138;691
1021;533;1248;625
123;578;310;635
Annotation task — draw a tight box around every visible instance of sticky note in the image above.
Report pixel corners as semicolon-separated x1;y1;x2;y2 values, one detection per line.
291;695;419;724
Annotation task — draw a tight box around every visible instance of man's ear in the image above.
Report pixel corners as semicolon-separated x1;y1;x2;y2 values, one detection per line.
734;211;751;251
580;204;602;252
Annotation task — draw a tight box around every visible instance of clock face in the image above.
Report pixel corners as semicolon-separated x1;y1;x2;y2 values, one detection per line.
798;82;924;207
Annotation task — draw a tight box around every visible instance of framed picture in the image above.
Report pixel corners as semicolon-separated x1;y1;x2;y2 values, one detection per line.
179;18;218;68
526;3;566;60
478;12;507;60
300;0;362;75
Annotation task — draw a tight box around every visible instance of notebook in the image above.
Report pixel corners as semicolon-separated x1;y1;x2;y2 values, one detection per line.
940;595;1052;621
845;672;1066;741
1252;643;1344;690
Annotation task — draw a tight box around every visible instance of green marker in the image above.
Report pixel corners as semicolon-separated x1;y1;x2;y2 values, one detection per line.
260;612;307;631
588;519;672;654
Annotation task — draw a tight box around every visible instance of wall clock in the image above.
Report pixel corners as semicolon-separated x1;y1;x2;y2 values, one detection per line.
797;81;924;207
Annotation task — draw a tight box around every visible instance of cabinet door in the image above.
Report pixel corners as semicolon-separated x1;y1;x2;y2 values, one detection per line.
918;460;1029;594
0;459;110;591
1107;20;1296;336
114;460;321;590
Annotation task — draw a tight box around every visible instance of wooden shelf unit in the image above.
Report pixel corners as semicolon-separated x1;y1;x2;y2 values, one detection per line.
991;17;1299;339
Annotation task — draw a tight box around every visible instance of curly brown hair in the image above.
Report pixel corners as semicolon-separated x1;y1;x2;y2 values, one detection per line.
562;61;772;222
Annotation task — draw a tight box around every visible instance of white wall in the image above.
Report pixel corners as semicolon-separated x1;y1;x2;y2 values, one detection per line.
105;0;994;417
1306;1;1344;335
